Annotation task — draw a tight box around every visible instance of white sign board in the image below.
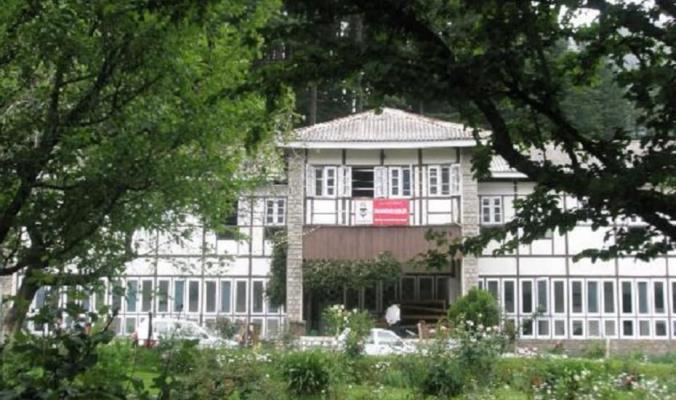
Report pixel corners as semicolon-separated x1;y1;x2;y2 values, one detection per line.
354;200;373;225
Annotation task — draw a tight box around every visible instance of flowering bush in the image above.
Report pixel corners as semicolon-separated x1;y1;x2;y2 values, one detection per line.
447;288;501;328
280;350;332;396
322;304;374;357
452;318;506;386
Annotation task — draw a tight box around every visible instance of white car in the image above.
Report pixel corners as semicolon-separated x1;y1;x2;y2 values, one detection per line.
337;328;417;356
133;317;238;349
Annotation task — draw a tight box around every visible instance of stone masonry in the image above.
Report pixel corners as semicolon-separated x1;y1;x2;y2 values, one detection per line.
285;150;305;324
460;148;480;294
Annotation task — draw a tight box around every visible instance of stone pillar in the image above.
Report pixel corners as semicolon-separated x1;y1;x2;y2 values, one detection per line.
285;150;305;326
460;148;480;294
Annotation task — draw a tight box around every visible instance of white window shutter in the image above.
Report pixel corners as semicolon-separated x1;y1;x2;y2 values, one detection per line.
341;166;352;197
306;164;316;197
374;166;385;198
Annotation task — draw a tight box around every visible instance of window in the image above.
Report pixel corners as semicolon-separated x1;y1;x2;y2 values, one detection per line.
220;281;231;313
603;281;615;314
126;281;138;312
655;321;667;337
588;320;600;337
672;282;676;313
571;281;583;314
111;282;122;313
504;281;515;313
653;281;665;314
125;317;136;335
419;277;434;301
487;280;499;301
188;281;199;313
553;281;565;313
587;281;598;313
537;320;549;336
481;197;502;225
174;280;185;312
428;165;459;196
521;319;533;336
310;166;337;197
235;281;247;313
141;280;153;312
217;202;238;240
639;320;650;336
428;167;439;195
351;168;374;197
158;280;169;313
521;281;533;314
604;320;616;336
389;167;412;197
638;281;649;314
253;281;264;313
572;320;584;337
325;167;336;196
554;320;566;336
622;281;633;314
622;320;633;337
205;281;216;313
265;199;285;225
537;280;548;313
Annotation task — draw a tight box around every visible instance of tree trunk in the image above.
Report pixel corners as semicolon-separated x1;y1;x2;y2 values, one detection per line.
3;270;39;338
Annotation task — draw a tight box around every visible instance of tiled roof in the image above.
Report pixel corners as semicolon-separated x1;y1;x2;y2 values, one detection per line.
290;108;476;143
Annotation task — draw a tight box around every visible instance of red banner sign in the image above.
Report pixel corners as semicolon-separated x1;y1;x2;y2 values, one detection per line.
373;199;409;225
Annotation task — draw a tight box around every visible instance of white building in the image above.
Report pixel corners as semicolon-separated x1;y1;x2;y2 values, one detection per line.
18;108;676;347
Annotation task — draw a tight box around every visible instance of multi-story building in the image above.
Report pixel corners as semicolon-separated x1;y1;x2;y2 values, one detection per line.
15;108;676;349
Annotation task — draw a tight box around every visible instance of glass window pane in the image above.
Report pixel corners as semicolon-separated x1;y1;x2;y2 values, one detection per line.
220;281;231;313
603;282;614;313
654;282;665;313
623;320;633;336
588;320;600;337
622;282;633;313
141;280;152;312
315;168;323;196
571;281;582;313
441;167;450;194
236;281;247;313
126;281;137;312
537;280;547;313
205;281;216;313
188;281;199;313
158;280;169;312
554;320;565;336
604;320;616;336
587;281;598;313
383;281;398;307
522;281;532;314
402;168;411;196
436;278;448;302
276;200;285;224
487;281;499;300
638;282;648;314
419;278;434;301
639;320;650;336
537;320;549;336
429;167;438;195
554;281;564;313
253;281;264;313
504;281;515;313
655;321;667;336
125;317;136;334
401;277;415;300
572;320;583;336
174;280;185;312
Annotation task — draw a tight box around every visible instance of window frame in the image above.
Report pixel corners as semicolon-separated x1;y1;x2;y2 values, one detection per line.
388;166;412;198
480;196;503;225
265;198;286;226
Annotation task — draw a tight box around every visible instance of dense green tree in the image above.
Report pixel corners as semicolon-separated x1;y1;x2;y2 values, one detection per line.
263;0;674;260
0;0;288;334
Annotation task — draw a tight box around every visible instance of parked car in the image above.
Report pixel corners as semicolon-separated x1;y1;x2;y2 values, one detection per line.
335;328;417;356
133;317;238;348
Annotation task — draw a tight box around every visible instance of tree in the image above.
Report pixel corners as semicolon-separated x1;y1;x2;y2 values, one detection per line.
0;0;288;334
262;0;674;260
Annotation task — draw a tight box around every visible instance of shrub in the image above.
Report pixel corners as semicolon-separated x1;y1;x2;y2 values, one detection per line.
447;288;501;328
452;319;506;386
322;305;374;357
280;351;331;395
420;355;465;398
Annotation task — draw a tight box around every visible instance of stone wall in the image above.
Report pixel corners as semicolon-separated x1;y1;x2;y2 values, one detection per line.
460;148;479;294
285;150;305;324
518;339;676;356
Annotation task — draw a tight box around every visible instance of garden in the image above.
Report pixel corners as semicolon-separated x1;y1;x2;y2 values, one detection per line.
2;289;675;399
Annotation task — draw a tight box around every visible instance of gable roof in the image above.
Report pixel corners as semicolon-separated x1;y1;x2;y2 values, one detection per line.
282;108;479;149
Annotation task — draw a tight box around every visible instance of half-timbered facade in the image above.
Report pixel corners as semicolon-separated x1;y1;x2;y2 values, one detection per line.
13;108;676;345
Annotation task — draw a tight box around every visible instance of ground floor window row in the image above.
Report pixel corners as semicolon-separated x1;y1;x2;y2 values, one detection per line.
478;277;675;339
29;277;285;329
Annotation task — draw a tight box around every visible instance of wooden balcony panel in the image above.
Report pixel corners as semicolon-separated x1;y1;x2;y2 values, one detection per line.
302;225;460;262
